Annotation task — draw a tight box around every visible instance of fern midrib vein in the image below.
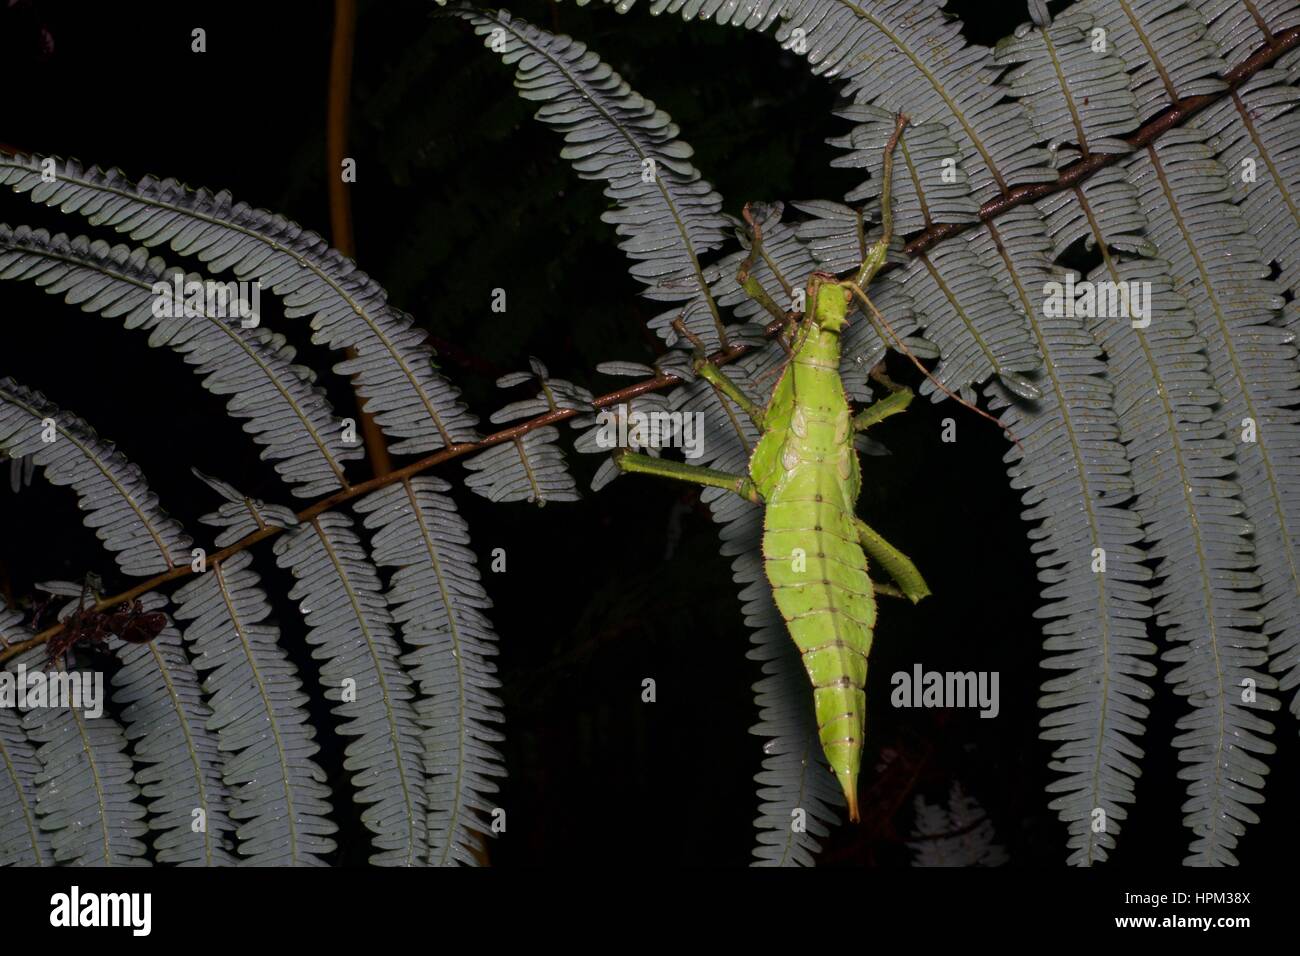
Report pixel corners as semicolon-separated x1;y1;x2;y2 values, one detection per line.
1244;0;1277;43
1075;180;1251;855
897;134;933;231
1039;22;1092;159
987;214;1114;865
69;705;115;865
1231;89;1300;270
1116;0;1183;107
405;479;471;866
1145;144;1245;858
772;730;817;867
311;518;421;865
144;640;222;867
212;559;301;863
0;387;176;572
915;253;1006;379
1218;96;1300;604
512;437;544;504
0;734;43;865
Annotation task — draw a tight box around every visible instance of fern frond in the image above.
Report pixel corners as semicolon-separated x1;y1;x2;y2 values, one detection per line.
591;0;1059;201
0;612;50;866
274;512;428;865
965;13;1155;863
897;240;1043;404
463;358;583;504
827;106;981;232
0;154;477;455
463;427;579;504
192;470;301;545
490;358;595;423
572;361;679;490
982;205;1155;867
0;386;230;864
355;477;505;866
996;5;1140;161
0;378;192;576
455;7;735;350
1199;61;1300;299
1190;68;1300;727
22;672;149;866
1123;129;1295;864
112;594;238;866
0;225;362;496
1034;154;1270;866
173;550;337;865
0;705;46;866
1078;0;1227;120
1194;0;1300;68
909;783;1007;866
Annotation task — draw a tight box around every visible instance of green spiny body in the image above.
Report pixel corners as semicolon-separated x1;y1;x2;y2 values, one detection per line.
612;115;925;822
749;280;873;820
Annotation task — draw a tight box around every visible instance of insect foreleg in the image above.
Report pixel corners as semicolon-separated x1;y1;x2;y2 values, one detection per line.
694;360;767;429
853;113;909;289
737;203;792;325
613;450;762;503
854;517;931;603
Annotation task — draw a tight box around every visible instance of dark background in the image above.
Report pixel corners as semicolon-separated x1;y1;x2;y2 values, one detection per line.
0;0;1294;867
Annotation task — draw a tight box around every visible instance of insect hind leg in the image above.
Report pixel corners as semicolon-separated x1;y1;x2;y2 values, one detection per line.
855;517;930;603
853;382;913;432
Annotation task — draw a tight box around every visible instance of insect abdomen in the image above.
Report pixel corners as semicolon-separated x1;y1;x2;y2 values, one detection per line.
763;485;875;820
751;287;875;820
759;353;876;819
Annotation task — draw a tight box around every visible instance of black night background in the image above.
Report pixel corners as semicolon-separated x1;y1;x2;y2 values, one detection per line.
1;0;1295;871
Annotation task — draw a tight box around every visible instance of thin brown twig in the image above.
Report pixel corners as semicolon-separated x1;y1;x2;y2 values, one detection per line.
0;364;706;664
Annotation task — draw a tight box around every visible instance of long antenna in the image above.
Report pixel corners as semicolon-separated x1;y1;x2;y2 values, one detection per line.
843;282;1024;453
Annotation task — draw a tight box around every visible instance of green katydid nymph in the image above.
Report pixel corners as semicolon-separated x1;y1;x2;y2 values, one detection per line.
614;115;933;820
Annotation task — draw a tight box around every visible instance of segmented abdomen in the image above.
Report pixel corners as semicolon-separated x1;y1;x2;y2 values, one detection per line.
760;410;875;818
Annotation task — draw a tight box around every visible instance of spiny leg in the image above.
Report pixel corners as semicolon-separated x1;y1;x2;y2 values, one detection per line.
613;450;762;504
668;316;768;430
853;381;913;432
843;114;908;361
852;113;908;290
737;203;791;325
855;517;931;603
694;360;767;430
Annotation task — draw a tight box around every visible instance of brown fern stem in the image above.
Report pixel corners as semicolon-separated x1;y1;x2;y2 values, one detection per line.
2;27;1297;664
328;0;393;478
0;366;702;664
904;24;1300;258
